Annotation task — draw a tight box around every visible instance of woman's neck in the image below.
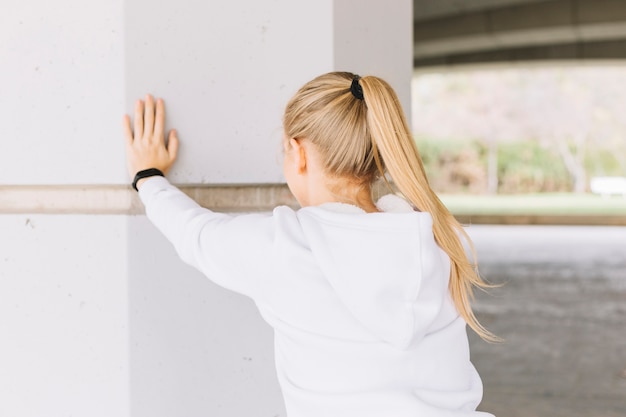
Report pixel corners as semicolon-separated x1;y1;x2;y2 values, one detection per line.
309;176;379;213
290;141;379;212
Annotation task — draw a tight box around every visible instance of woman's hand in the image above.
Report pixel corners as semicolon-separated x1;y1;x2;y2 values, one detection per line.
123;94;179;186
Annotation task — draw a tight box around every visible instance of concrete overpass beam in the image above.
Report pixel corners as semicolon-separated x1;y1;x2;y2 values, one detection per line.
414;0;626;66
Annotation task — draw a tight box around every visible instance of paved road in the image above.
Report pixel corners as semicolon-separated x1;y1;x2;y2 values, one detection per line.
465;225;626;417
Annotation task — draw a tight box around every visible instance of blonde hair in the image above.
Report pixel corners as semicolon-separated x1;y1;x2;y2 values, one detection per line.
284;72;498;342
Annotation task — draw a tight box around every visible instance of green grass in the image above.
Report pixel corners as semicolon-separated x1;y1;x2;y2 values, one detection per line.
440;193;626;216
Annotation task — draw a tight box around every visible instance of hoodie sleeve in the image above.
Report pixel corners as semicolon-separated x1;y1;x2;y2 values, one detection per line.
138;176;274;299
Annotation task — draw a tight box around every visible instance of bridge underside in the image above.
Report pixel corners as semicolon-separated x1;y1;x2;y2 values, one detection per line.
413;0;626;67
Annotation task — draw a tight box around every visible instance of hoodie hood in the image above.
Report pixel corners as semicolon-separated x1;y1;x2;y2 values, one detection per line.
296;195;451;349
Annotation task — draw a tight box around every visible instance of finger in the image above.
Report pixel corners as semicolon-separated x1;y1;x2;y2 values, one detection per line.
154;98;165;143
134;99;144;139
143;94;155;139
122;115;133;146
167;129;180;163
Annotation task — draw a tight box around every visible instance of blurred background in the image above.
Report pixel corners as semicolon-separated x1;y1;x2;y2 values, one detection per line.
415;67;626;193
413;66;626;215
411;2;626;415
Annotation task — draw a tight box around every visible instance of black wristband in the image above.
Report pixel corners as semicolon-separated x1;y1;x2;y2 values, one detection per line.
132;168;164;191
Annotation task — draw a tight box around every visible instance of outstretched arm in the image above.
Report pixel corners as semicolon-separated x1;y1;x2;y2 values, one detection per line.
123;94;179;188
121;96;273;299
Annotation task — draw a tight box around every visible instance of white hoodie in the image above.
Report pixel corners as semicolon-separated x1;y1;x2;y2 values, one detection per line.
139;176;493;417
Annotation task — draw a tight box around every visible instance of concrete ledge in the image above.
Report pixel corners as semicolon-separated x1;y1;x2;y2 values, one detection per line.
0;185;139;215
0;184;298;215
1;185;623;225
180;184;298;213
456;214;626;226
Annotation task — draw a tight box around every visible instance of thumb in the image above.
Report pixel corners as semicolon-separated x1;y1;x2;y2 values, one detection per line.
167;129;180;163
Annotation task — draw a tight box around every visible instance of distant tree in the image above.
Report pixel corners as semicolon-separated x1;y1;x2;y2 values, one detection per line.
413;70;521;193
412;66;626;194
519;70;591;193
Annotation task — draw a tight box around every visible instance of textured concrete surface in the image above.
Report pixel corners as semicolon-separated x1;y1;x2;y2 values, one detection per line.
466;225;626;417
412;0;626;66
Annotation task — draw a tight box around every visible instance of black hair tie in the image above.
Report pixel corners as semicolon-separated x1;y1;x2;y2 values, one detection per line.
350;75;364;100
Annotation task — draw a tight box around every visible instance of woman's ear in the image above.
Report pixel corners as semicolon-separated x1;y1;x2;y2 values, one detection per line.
290;138;307;174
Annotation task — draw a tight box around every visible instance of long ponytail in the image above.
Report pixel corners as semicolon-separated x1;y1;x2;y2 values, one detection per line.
359;76;499;342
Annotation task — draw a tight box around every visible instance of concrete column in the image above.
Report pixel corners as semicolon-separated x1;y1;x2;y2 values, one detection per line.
1;1;129;417
1;0;411;416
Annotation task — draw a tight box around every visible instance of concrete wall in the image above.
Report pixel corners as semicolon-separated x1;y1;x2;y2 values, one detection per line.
1;0;126;185
0;215;129;417
2;2;129;416
0;0;412;416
